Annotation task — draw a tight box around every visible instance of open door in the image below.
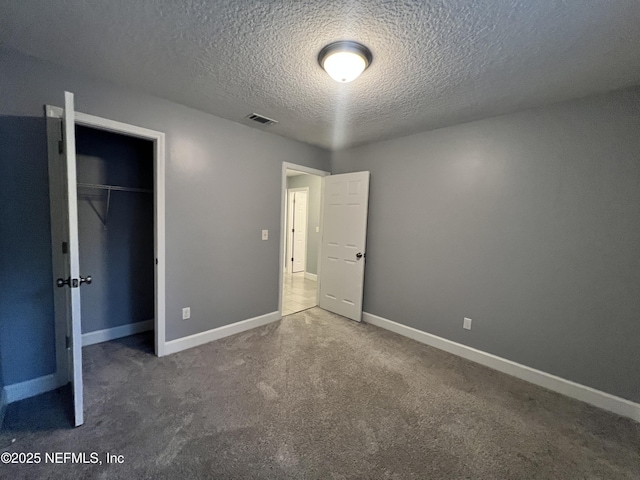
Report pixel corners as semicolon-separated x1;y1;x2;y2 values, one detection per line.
50;91;86;427
319;172;370;321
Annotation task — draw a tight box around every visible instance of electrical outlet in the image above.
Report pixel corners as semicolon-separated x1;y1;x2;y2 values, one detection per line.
463;317;472;330
315;226;320;233
182;307;191;320
262;229;268;240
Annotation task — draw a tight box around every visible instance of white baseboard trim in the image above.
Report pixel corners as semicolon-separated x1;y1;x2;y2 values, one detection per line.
304;272;318;281
0;387;7;427
82;319;154;347
4;373;60;404
164;311;281;355
363;312;640;422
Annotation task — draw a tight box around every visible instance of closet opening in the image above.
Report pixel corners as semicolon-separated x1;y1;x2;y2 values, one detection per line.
75;125;155;353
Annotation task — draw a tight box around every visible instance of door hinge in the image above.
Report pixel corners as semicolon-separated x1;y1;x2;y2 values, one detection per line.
58;121;64;152
65;336;71;349
62;241;68;254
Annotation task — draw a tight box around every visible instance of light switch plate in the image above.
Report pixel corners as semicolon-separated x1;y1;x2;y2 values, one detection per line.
262;229;268;240
315;226;320;233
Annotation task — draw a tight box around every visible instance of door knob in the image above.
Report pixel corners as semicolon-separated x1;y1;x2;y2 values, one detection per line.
56;276;92;288
356;252;365;259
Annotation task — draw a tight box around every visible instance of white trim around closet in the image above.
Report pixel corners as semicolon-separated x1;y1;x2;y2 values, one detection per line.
46;105;166;359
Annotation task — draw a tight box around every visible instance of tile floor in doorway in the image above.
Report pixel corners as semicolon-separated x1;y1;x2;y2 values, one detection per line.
282;271;317;315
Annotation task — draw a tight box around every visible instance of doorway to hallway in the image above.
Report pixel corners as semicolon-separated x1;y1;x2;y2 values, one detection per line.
280;164;328;316
279;163;371;321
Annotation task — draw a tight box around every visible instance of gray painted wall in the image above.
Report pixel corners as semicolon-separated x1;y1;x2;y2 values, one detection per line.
0;48;329;386
286;174;322;275
0;347;4;428
332;87;640;403
0;112;55;386
76;126;155;334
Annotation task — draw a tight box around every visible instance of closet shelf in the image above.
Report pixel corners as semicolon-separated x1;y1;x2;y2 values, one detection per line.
77;182;152;229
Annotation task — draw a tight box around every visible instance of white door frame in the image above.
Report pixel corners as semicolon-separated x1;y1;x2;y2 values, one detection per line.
46;105;166;370
286;187;309;274
279;163;329;316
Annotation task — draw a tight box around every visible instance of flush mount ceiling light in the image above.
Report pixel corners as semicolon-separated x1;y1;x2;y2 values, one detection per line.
318;41;372;83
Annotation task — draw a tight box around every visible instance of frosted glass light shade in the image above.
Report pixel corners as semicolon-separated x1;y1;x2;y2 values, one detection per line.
322;51;367;83
318;41;372;83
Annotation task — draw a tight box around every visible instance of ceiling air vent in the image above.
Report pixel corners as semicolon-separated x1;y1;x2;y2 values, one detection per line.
246;113;278;126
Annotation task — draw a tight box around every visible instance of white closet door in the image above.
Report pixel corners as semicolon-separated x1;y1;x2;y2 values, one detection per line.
59;91;85;427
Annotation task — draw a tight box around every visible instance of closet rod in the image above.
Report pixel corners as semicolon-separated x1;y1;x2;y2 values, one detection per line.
77;182;152;229
77;182;152;193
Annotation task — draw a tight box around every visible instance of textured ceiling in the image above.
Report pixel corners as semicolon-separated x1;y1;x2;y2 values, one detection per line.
2;1;640;150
